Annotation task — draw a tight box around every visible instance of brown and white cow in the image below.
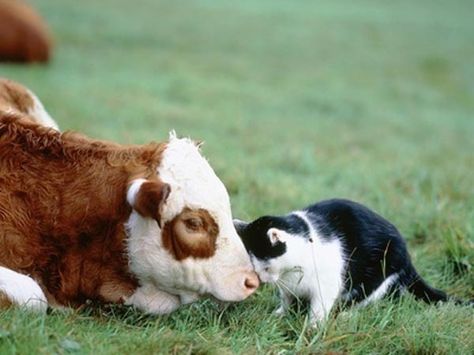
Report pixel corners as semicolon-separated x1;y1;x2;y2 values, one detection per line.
0;0;52;63
0;91;258;314
0;78;58;130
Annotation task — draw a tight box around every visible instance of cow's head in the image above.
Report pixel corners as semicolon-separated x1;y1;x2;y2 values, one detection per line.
126;133;258;305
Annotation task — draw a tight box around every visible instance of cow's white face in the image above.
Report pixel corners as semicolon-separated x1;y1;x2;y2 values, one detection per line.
126;133;258;308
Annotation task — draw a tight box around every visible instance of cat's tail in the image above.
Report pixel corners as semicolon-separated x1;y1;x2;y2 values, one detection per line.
405;265;473;306
406;273;448;303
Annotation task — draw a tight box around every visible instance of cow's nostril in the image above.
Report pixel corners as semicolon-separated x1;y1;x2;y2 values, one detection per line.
244;274;259;291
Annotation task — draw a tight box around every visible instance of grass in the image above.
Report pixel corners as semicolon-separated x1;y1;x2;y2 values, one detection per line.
1;0;473;353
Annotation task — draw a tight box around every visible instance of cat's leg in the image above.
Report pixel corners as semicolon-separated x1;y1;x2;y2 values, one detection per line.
358;273;399;307
274;287;293;316
0;266;48;312
125;284;181;314
308;286;340;327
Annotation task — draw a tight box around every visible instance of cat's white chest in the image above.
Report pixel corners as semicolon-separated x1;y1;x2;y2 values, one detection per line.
283;235;345;302
279;267;311;298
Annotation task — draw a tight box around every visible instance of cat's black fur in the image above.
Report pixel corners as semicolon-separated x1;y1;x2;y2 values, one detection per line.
236;198;470;306
238;214;309;259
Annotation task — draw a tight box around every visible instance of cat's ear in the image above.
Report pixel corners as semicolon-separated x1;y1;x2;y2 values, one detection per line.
267;228;287;245
233;219;249;235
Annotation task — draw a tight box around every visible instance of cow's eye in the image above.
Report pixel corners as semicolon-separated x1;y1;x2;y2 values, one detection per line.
184;217;203;232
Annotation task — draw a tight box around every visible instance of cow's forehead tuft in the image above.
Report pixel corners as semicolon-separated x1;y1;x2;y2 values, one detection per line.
158;137;231;224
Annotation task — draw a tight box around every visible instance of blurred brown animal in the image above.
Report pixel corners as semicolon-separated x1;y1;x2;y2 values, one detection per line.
0;0;53;63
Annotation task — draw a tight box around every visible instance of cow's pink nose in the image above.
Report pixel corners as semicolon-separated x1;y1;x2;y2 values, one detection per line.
244;272;259;294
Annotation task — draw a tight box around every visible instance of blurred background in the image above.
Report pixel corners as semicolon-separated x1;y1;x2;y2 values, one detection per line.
0;1;473;353
1;0;473;251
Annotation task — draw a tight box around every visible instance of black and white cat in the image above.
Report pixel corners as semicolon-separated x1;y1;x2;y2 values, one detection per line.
235;199;462;326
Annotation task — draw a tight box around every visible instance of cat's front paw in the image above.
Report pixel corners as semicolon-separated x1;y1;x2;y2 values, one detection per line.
308;310;327;328
308;315;323;329
274;306;287;317
308;317;321;328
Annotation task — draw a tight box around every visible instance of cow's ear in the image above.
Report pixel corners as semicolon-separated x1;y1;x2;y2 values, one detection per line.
193;139;204;149
233;219;249;235
127;178;171;227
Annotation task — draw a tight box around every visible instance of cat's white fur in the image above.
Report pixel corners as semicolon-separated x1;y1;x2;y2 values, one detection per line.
359;273;398;307
252;210;395;326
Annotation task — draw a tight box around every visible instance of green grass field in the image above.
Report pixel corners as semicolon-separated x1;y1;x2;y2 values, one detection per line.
1;0;473;353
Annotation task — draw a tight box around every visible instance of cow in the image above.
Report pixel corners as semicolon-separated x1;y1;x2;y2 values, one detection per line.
0;78;58;130
0;0;52;63
0;93;258;314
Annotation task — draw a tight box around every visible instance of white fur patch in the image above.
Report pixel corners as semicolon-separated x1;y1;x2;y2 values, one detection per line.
158;134;232;222
360;273;399;307
0;266;48;312
126;178;147;206
27;90;59;130
125;284;181;314
290;212;346;298
254;210;345;324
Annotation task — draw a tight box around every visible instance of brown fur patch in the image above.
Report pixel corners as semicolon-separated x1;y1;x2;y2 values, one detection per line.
0;291;14;309
0;0;52;63
0;112;167;307
162;208;219;260
0;78;35;114
132;180;171;226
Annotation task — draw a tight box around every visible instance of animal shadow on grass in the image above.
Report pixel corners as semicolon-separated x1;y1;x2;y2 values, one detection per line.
277;292;408;341
46;302;161;327
50;298;227;328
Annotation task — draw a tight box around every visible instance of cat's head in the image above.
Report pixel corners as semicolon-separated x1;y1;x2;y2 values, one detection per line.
234;216;294;283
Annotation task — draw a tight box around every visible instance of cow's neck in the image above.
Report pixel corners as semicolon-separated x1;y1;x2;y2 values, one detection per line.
38;146;166;306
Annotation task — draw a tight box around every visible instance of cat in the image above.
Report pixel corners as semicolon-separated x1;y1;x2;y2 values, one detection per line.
234;198;468;326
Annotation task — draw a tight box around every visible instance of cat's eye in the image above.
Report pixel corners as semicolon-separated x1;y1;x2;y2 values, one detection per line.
264;267;271;272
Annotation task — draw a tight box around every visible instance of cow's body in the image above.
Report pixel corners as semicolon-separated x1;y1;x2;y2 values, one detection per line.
0;83;258;313
0;0;52;63
0;116;159;307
